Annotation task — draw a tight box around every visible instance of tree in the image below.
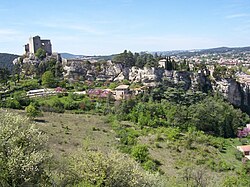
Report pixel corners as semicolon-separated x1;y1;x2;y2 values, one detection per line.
25;103;42;119
0;67;10;86
35;48;46;60
189;97;248;137
0;111;51;186
166;57;173;70
12;63;21;85
42;70;56;88
113;50;135;67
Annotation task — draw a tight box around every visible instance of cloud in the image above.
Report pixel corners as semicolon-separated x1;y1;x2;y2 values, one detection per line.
226;13;249;19
0;29;17;35
0;29;25;42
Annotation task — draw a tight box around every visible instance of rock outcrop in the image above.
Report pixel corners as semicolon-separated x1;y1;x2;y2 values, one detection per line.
213;78;250;114
14;57;250;114
62;60;207;89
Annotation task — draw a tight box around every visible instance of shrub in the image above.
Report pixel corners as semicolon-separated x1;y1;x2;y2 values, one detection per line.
143;160;158;172
13;91;31;106
235;150;243;161
5;98;21;109
25;103;42;119
64;99;79;110
131;144;149;163
117;129;139;146
63;149;163;187
79;97;94;111
21;79;39;90
40;98;65;113
0;111;51;186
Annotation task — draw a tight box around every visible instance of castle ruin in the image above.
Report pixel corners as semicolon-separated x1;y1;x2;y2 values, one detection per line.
25;35;52;55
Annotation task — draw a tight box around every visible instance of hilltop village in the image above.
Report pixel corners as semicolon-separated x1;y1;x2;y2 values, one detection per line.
8;36;250;113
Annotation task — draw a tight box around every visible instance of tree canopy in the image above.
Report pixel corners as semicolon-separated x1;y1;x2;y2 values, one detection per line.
42;70;56;88
35;48;46;60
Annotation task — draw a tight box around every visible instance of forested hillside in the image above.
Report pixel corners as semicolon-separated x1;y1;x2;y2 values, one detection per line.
0;53;19;70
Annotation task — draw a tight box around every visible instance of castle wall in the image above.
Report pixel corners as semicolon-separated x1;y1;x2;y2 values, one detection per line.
41;40;52;55
26;36;52;55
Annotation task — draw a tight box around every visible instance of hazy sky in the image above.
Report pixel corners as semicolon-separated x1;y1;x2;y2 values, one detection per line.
0;0;250;55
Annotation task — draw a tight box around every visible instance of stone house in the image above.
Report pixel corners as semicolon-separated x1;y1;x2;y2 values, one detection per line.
114;85;130;100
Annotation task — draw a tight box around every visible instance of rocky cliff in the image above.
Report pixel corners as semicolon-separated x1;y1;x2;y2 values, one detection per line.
213;78;250;114
63;59;195;87
64;60;250;113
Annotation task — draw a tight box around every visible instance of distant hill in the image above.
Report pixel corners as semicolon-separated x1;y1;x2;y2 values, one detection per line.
0;53;19;70
60;53;86;59
62;46;250;60
60;52;115;61
153;46;250;57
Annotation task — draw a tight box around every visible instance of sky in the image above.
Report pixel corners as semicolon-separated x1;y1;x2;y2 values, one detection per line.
0;0;250;55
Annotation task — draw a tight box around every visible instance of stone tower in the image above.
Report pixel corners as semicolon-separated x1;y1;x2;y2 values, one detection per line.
25;35;52;55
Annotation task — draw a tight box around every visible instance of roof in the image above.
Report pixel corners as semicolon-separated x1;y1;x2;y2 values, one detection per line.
237;145;250;152
115;85;129;90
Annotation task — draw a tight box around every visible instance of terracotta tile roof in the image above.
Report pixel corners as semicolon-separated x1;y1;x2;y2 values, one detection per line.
115;85;129;90
237;145;250;152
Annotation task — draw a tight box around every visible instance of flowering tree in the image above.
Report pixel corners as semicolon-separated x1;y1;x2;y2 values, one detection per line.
237;127;250;139
0;111;51;186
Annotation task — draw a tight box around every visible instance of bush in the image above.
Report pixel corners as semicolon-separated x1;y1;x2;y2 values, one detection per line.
117;129;139;146
131;144;149;163
25;103;42;119
143;160;158;172
21;79;39;90
5;98;21;109
235;150;243;161
13;91;31;106
40;98;65;113
0;111;51;186
79;97;94;111
62;149;163;187
64;99;79;110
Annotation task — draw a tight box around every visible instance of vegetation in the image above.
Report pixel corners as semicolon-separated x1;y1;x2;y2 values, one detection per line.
0;53;19;70
25;102;42;119
1;49;250;186
42;70;56;88
65;149;163;187
35;48;46;60
0;111;50;186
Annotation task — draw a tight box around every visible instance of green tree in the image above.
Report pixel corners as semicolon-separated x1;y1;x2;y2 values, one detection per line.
189;97;248;137
113;50;135;67
35;48;46;60
0;67;10;86
42;70;56;88
12;63;21;85
0;111;51;186
25;103;41;119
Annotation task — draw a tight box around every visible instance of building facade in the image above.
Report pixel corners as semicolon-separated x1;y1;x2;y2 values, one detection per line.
25;36;52;55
